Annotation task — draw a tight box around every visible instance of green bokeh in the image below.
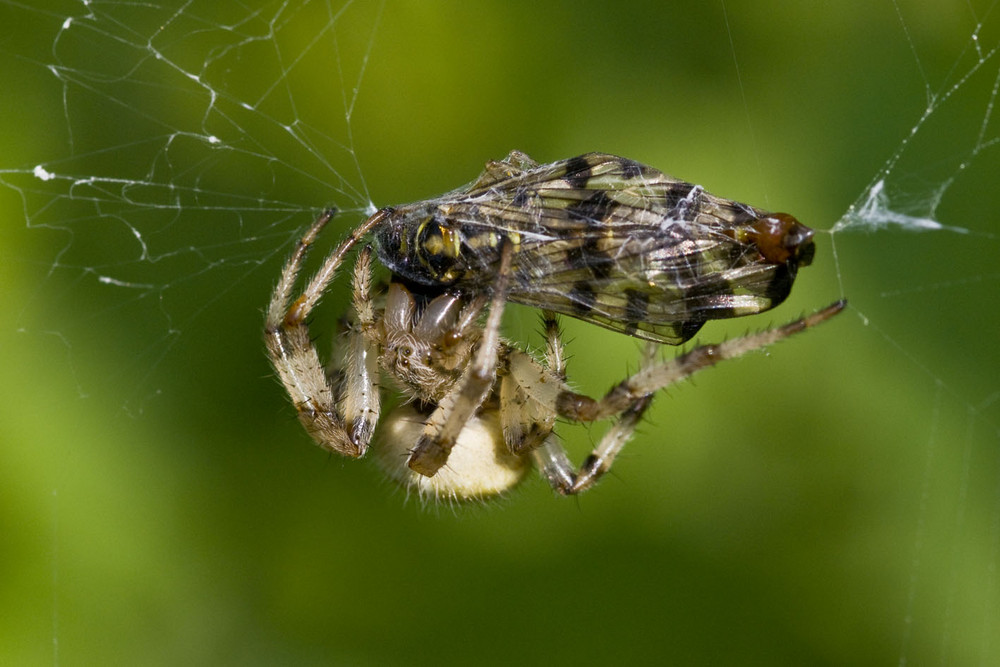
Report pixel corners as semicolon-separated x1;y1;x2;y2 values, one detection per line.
2;1;998;664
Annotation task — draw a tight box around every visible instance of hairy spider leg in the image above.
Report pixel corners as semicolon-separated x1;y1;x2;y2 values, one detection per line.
532;300;846;494
407;240;515;476
264;209;389;457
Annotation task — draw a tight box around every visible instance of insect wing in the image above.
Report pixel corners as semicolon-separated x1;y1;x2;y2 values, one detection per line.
460;153;815;344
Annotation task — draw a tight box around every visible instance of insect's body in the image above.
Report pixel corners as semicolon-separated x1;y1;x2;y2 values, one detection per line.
375;151;817;343
266;151;843;501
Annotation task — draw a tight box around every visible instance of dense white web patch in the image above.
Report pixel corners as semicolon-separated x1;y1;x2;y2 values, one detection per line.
1;0;999;663
833;18;999;238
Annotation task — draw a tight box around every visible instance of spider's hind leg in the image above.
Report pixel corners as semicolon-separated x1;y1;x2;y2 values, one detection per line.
532;302;846;495
531;340;658;495
555;301;846;424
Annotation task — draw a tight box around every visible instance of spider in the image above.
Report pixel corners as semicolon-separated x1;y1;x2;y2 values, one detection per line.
265;152;844;501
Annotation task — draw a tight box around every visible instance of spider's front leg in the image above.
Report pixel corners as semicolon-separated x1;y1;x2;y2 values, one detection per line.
336;247;382;449
264;211;386;457
406;241;515;476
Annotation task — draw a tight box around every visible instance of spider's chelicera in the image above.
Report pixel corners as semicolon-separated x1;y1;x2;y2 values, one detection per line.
265;151;843;501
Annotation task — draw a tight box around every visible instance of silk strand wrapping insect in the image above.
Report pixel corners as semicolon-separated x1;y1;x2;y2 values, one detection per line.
265;151;843;501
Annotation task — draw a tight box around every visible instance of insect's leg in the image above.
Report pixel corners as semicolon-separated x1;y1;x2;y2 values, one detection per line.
501;150;540;170
264;209;389;457
407;241;514;476
555;301;846;424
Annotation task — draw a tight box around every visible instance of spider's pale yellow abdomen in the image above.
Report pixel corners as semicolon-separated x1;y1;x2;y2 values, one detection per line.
376;405;530;502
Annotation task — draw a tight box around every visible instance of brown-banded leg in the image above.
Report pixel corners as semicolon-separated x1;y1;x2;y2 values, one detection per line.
532;394;655;495
266;208;338;327
556;301;846;423
283;208;391;323
530;341;658;495
533;301;846;495
407;240;515;476
488;309;655;494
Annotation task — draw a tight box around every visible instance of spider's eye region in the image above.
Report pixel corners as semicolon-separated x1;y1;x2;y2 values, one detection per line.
394;345;414;366
441;330;462;349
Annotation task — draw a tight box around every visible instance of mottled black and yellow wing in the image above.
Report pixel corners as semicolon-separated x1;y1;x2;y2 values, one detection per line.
376;152;817;345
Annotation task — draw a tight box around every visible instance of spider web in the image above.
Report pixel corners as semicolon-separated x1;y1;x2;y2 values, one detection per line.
1;0;998;664
2;0;384;408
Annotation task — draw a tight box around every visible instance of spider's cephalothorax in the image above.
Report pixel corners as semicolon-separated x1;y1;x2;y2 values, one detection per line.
377;283;482;402
265;151;844;501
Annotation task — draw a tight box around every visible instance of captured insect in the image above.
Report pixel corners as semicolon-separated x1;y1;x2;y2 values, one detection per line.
265;151;844;501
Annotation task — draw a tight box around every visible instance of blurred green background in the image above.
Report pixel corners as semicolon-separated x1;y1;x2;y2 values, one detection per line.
2;1;998;664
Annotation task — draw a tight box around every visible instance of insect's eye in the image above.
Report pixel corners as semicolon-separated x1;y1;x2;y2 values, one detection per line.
416;218;460;280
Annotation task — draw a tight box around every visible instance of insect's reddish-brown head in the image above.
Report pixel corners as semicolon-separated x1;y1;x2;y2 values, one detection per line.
749;213;816;267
